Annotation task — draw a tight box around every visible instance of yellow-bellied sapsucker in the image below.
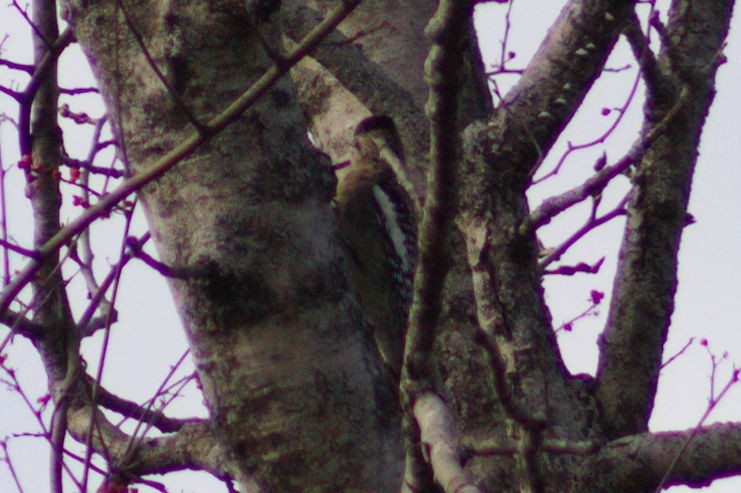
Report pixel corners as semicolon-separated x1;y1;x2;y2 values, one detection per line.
335;115;418;376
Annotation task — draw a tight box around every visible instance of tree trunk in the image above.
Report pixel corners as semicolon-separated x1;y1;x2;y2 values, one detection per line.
62;1;403;490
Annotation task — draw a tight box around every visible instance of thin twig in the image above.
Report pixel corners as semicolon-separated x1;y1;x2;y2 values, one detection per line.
59;86;99;95
0;440;24;493
529;2;662;188
653;363;739;492
0;239;40;259
0;135;9;285
0;85;23;101
539;195;629;271
414;393;484;493
660;338;694;370
529;84;689;229
530;68;641;185
91;375;197;433
122;350;192;459
63;158;125;178
76;234;149;334
486;0;517;76
81;206;135;489
0;360;83;490
11;0;52;48
554;290;604;334
127;239;211;278
0;58;35;73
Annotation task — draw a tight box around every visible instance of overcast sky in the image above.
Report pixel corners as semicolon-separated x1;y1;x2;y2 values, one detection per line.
0;1;739;492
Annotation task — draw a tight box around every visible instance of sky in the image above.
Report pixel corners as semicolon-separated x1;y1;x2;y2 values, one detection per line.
0;1;739;492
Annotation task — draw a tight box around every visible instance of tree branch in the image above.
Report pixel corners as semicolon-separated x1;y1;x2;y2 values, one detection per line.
456;7;643;489
403;0;471;396
26;3;75;491
18;27;74;155
65;403;228;478
591;423;741;490
0;309;47;339
401;2;473;490
595;1;734;439
538;194;629;272
529;81;690;230
414;392;484;493
0;238;41;259
493;0;639;181
89;377;200;434
0;58;35;73
459;0;640;449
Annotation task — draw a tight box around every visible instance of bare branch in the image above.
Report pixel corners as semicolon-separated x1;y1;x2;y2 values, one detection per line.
539;194;629;272
65;403;227;478
554;289;605;334
414;393;484;493
58;86;99;95
543;256;605;277
11;0;52;48
487;0;516;76
0;309;46;338
26;4;74;490
530;68;641;185
660;338;694;370
486;0;638;180
459;1;641;406
595;2;734;439
63;157;125;178
623;9;662;93
529;86;690;230
0;58;35;73
76;234;150;335
0;238;41;259
17;27;74;155
400;2;474;490
0;85;23;101
126;237;213;279
90;376;200;434
0;440;24;492
403;0;472;392
592;424;741;491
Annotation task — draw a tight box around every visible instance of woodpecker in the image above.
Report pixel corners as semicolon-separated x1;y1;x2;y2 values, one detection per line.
335;115;418;375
